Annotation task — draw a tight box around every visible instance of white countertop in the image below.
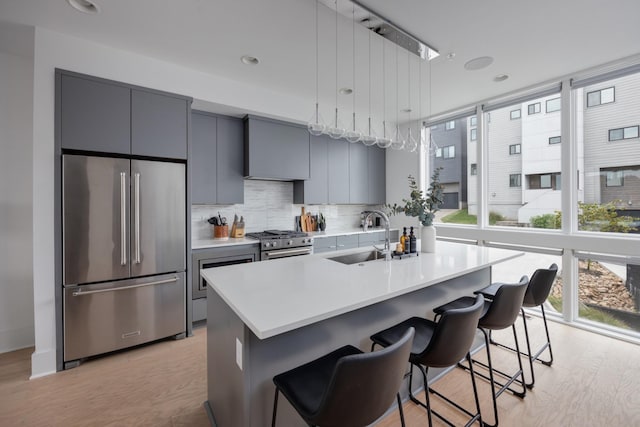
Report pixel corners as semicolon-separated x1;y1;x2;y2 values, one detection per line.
202;241;522;340
192;237;259;250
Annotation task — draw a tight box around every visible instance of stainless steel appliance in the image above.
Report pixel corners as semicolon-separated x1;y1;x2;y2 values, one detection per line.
62;154;186;367
245;230;313;261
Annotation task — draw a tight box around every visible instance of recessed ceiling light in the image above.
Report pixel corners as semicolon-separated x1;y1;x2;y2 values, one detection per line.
494;74;509;82
240;55;259;65
339;88;353;95
446;52;456;61
402;108;412;113
464;56;494;71
66;0;99;14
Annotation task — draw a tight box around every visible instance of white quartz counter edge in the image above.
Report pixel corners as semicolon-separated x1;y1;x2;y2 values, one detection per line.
192;238;259;250
306;227;398;238
202;241;523;340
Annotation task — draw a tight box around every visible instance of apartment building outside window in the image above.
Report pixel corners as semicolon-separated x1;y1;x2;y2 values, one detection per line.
509;174;521;187
509;143;521;155
549;136;561;144
470;163;477;176
470;128;477;141
470;116;477;127
442;145;455;158
546;97;561;113
528;102;541;114
609;125;639;141
510;109;521;120
587;86;615;107
445;120;456;130
606;170;624;187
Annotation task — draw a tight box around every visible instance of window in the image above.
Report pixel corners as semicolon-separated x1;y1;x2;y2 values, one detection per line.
470;116;477;127
470;163;477;176
540;174;552;188
587;87;615;107
510;109;521;120
609;125;639;141
470;128;477;141
435;148;442;158
546;97;561;113
445;120;456;130
606;170;624;187
528;102;541;115
442;145;456;159
527;173;561;190
509;174;521;187
549;136;561;144
509;144;521;155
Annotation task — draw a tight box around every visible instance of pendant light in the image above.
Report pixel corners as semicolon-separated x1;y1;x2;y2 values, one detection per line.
307;0;326;136
405;47;419;152
345;3;362;143
377;36;392;148
327;0;346;139
360;11;377;146
390;32;406;150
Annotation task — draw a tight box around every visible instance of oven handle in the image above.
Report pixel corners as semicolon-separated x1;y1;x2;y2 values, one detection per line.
264;247;313;259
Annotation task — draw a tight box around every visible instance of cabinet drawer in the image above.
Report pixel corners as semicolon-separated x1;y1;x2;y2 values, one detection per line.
358;231;385;246
314;236;337;253
336;235;358;250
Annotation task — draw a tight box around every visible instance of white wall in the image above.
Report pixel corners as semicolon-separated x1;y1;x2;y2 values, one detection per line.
386;146;421;230
0;26;34;354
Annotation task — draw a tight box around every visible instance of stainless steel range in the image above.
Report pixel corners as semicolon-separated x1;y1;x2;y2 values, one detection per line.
246;230;313;261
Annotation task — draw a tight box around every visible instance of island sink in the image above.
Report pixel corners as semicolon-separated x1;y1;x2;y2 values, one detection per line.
328;250;385;265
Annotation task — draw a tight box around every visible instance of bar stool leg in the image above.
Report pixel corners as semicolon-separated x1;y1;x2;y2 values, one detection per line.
540;304;554;366
521;308;536;389
396;393;407;427
271;388;279;427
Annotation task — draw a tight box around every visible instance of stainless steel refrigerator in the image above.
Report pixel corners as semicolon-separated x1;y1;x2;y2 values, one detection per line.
62;154;186;366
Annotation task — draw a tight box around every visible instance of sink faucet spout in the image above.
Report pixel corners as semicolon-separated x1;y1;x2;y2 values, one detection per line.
362;210;392;261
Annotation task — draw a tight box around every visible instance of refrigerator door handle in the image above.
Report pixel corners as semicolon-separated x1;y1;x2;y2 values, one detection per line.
71;277;179;296
120;172;127;266
134;172;141;264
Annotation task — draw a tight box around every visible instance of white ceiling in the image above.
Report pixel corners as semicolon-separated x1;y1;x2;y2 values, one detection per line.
1;0;640;119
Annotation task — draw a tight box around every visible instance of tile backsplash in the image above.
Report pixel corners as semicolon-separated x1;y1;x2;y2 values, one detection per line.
192;180;381;240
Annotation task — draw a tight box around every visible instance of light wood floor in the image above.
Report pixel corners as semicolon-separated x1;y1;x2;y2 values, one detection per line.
1;318;639;426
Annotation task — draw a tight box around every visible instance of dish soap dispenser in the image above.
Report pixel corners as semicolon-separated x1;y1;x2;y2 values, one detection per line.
409;227;417;253
403;227;410;254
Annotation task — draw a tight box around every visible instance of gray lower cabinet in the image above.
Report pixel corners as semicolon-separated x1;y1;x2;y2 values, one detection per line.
244;115;310;180
59;73;131;154
57;69;191;159
358;231;385;247
131;89;188;159
192;111;244;204
313;234;359;253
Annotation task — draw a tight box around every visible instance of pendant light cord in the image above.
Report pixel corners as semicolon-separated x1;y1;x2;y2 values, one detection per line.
335;0;338;124
352;3;356;131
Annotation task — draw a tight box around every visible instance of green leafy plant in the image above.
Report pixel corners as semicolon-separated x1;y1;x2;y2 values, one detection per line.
542;201;637;233
530;213;561;229
386;167;444;226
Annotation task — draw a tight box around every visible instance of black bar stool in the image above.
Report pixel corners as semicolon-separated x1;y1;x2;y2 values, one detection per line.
434;279;528;427
271;327;414;427
370;295;485;427
476;263;558;388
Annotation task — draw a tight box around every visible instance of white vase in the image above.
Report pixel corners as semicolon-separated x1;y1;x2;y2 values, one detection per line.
421;225;436;253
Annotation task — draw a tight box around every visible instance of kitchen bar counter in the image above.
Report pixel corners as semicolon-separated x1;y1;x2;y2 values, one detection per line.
203;241;522;426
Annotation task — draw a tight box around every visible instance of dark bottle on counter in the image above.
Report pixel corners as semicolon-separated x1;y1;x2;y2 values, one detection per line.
409;227;417;253
401;227;407;254
403;227;410;254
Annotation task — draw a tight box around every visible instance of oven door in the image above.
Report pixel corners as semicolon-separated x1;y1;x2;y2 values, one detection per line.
262;246;313;261
196;254;255;298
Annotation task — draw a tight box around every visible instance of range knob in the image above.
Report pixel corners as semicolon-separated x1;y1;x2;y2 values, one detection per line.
287;240;293;246
264;242;271;248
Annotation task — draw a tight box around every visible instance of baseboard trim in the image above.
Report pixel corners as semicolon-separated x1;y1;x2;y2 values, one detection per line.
30;348;56;379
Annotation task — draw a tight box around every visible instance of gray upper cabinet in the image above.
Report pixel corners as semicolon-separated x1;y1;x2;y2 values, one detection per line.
192;111;244;205
349;143;368;204
131;90;188;159
191;112;218;204
244;116;310;180
293;134;328;204
216;116;244;204
327;139;350;204
60;74;131;154
368;145;386;204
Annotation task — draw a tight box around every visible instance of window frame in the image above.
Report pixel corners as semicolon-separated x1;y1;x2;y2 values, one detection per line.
549;136;561;145
546;97;561;113
509;173;521;188
605;170;624;187
445;120;456;130
528;102;541;115
470;163;477;176
470;128;477;141
609;125;639;141
470;116;477;127
509;143;521;155
510;109;521;120
586;86;615;107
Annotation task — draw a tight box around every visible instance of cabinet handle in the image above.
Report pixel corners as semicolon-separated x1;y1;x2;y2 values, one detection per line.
134;172;141;264
120;172;127;266
72;277;178;296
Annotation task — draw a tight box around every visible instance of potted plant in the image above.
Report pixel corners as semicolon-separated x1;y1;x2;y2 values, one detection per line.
387;167;444;252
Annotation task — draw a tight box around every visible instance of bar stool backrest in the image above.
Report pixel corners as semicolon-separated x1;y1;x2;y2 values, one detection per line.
311;327;415;426
523;263;559;307
480;276;529;330
416;295;485;369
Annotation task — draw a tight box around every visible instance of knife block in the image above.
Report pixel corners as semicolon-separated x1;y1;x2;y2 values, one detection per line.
213;225;229;239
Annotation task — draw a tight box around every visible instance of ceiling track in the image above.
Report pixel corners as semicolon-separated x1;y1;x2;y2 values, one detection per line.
318;0;439;60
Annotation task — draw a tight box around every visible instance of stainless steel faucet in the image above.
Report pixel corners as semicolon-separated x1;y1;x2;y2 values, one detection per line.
362;210;392;261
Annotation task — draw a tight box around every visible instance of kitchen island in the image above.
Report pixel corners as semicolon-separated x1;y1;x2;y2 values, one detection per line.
202;241;522;426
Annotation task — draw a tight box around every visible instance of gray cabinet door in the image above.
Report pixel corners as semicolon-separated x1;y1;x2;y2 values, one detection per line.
294;135;328;204
60;74;130;154
327;139;350;204
191;112;218;204
313;236;337;253
244;117;310;180
131;90;188;159
349;142;369;204
336;234;359;250
216;116;244;204
368;145;386;204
